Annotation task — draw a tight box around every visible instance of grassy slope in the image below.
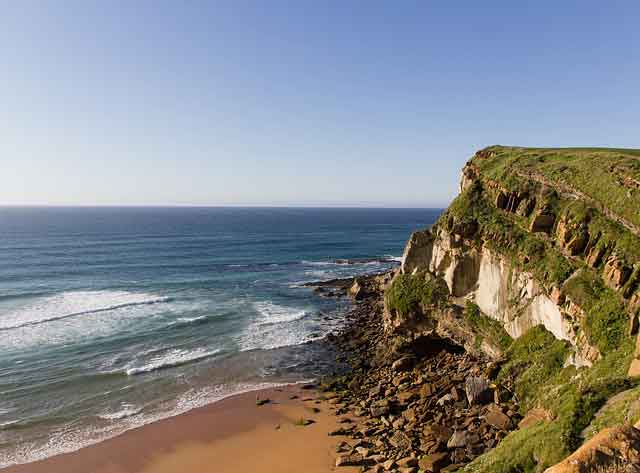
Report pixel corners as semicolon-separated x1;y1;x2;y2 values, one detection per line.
442;147;640;471
474;146;640;229
462;328;637;473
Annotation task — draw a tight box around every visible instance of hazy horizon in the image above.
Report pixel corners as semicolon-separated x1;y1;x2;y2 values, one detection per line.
2;1;639;207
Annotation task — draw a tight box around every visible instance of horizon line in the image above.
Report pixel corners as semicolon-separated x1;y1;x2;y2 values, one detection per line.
0;203;447;210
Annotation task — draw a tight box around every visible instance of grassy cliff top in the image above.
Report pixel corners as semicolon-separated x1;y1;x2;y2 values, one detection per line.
471;146;640;229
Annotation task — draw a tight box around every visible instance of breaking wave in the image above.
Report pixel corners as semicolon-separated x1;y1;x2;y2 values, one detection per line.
0;291;170;331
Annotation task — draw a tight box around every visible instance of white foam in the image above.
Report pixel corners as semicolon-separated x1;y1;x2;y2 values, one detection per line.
97;404;142;420
301;260;334;266
0;291;192;352
0;380;313;468
253;301;308;325
0;419;20;429
125;348;221;376
170;315;208;325
239;300;328;351
385;254;403;262
0;291;169;330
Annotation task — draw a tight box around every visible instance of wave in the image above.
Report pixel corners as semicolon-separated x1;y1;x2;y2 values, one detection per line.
301;256;401;267
125;348;221;376
0;380;313;468
0;419;21;430
168;315;209;326
253;301;309;325
0;291;170;331
385;254;403;263
98;404;142;420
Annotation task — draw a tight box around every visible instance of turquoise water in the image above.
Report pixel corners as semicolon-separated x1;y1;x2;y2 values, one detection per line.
0;207;440;466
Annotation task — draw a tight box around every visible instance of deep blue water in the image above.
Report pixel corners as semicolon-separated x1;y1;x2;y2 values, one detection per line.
0;207;440;466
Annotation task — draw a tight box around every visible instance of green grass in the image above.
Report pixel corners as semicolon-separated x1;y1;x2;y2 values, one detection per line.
463;301;512;351
582;385;640;439
496;326;570;411
385;272;450;316
441;185;576;287
462;327;637;473
473;146;640;230
563;270;629;354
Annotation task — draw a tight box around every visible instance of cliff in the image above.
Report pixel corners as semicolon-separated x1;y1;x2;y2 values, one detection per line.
386;146;640;471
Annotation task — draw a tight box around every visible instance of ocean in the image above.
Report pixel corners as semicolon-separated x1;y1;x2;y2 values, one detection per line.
0;206;440;467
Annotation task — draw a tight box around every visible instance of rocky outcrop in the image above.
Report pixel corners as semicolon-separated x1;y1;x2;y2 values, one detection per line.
394;147;640;369
401;230;434;275
332;146;640;473
402;227;598;365
544;424;640;473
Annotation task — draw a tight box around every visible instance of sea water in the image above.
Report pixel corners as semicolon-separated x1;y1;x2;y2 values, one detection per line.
0;206;439;466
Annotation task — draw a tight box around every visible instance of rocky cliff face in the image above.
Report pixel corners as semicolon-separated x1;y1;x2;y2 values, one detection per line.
394;146;640;370
379;146;640;472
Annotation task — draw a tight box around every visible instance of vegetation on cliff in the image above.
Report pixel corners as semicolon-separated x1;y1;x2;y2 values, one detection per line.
463;302;512;352
474;146;640;229
384;272;450;317
564;269;629;354
464;328;637;473
376;146;640;472
445;183;575;287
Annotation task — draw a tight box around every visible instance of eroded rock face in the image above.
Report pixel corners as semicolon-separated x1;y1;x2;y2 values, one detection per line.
401;229;434;275
530;211;556;234
556;214;589;256
544;425;640;473
432;240;597;366
604;254;632;290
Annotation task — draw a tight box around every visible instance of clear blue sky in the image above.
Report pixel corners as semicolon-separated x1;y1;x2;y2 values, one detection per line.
1;1;638;207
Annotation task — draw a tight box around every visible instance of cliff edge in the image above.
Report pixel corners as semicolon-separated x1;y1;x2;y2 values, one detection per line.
386;146;640;471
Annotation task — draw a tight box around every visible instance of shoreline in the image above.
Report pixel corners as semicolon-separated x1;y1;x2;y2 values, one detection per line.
3;383;358;473
2;272;391;473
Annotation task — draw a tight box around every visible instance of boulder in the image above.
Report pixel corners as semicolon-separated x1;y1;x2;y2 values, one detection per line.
397;456;418;467
418;452;450;472
465;376;493;405
484;405;512;430
389;431;412;450
421;383;434;397
423;424;453;443
392;356;415;372
518;408;553;429
370;405;390;417
447;430;468;448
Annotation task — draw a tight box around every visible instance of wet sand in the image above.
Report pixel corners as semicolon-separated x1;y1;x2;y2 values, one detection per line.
4;385;358;473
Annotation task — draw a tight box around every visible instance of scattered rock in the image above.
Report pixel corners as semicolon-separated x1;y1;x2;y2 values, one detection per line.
465;376;492;405
484;405;512;430
389;431;412;450
392;356;415;372
335;453;365;467
419;452;450;472
518;408;553;429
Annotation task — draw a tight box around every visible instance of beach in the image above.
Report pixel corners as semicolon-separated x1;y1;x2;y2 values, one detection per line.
4;385;358;473
0;207;430;467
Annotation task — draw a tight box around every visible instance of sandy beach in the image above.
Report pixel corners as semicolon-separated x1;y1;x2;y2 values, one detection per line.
4;385;358;473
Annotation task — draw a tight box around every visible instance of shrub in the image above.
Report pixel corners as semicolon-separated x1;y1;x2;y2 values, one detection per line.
463;301;512;351
385;273;450;317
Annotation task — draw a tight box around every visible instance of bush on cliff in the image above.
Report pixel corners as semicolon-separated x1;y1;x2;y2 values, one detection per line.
385;272;450;317
564;270;629;354
463;301;512;351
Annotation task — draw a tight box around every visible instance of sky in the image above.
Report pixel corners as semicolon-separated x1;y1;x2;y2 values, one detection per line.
0;1;638;208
